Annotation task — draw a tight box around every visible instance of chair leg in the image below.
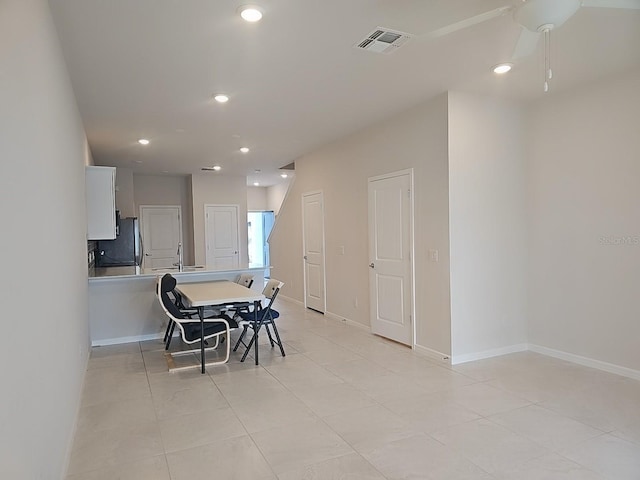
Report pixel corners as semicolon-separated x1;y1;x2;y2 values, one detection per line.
240;318;263;364
233;325;249;352
163;319;173;342
165;321;177;350
271;322;286;357
264;324;275;347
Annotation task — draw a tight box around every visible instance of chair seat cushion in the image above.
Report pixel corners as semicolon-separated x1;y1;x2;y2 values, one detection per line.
183;316;238;343
238;308;280;322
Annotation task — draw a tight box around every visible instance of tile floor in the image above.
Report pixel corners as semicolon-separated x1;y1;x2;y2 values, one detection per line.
67;299;640;479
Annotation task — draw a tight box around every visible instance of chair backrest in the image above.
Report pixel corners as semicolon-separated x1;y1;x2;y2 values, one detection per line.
236;273;254;289
157;273;187;309
262;279;284;302
158;274;185;320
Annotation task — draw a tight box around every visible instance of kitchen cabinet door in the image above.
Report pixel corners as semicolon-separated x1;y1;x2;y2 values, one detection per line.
86;166;116;240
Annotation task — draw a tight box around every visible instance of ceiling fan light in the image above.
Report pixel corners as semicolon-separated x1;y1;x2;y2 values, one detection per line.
493;63;513;74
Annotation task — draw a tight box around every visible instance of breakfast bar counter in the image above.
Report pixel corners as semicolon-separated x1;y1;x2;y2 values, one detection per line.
88;265;267;346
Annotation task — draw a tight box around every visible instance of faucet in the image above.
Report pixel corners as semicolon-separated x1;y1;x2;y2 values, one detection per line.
174;242;184;272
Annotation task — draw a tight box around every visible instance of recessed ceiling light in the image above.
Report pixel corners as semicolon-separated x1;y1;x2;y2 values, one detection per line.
492;63;513;74
240;147;250;153
213;94;229;103
239;5;263;22
254;169;261;173
138;138;150;145
280;173;288;178
253;182;260;186
213;165;222;171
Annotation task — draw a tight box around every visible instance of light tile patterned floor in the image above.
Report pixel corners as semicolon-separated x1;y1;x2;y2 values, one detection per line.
67;299;640;479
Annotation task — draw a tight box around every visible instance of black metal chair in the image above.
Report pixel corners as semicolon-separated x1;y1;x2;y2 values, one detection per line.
236;273;254;289
225;273;255;319
233;279;285;364
158;274;238;369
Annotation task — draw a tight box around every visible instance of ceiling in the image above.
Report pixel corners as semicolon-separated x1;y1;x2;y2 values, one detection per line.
49;0;640;185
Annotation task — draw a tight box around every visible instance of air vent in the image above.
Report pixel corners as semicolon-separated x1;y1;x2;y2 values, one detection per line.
354;27;412;54
280;162;295;171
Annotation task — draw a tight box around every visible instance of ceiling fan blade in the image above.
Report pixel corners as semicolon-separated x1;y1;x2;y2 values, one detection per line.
581;0;640;9
510;27;540;60
428;5;512;38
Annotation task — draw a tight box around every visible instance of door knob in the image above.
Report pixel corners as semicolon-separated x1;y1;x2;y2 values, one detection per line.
369;263;375;268
304;255;308;260
145;253;152;256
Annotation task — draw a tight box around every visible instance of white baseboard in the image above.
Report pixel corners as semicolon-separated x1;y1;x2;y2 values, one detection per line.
413;344;451;364
278;294;304;307
451;343;529;365
324;311;370;332
91;332;164;347
529;344;640;382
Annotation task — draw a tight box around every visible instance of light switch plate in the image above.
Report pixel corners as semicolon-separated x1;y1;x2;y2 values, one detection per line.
429;249;439;262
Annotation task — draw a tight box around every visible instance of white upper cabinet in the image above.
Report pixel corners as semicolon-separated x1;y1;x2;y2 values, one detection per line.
86;166;116;240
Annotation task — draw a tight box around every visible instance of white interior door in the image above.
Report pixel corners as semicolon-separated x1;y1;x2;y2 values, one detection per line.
205;205;240;269
140;206;182;269
303;191;326;313
368;171;413;346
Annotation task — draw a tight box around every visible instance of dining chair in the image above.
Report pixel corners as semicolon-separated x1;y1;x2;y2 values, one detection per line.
158;274;238;368
225;273;256;319
236;273;254;289
233;279;285;363
157;275;198;350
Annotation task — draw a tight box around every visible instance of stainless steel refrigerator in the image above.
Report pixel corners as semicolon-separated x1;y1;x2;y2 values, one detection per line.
96;217;142;266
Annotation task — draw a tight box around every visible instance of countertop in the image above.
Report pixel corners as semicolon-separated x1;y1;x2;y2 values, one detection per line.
88;264;268;281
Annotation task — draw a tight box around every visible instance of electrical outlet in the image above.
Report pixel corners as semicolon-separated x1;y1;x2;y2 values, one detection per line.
429;249;439;262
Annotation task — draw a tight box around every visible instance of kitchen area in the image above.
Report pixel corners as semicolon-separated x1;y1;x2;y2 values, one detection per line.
86;165;279;346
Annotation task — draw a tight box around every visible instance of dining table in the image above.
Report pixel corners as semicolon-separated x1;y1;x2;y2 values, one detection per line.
174;280;264;373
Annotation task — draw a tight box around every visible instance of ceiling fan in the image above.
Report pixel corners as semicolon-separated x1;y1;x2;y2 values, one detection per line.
428;0;640;92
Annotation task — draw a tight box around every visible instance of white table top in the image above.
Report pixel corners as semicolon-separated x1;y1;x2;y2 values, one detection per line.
175;280;263;308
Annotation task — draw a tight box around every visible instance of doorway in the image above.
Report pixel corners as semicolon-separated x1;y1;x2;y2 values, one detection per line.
204;204;240;269
368;170;414;346
139;205;182;269
302;191;326;313
248;211;275;270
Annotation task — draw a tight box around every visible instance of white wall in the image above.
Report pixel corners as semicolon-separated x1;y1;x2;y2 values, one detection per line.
270;94;451;355
247;186;268;211
0;0;91;477
267;179;291;215
190;174;249;266
448;92;528;363
133;174;194;264
527;69;640;371
115;167;135;217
